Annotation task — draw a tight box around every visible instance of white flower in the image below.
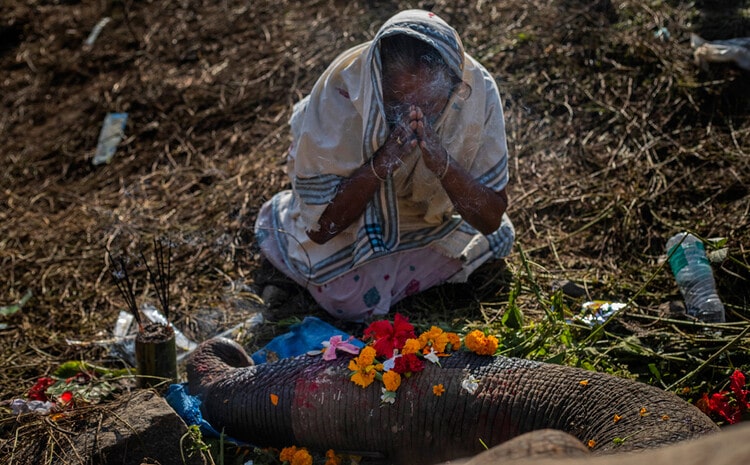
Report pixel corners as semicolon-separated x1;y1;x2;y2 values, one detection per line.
424;348;440;365
383;354;400;372
380;387;396;404
461;375;479;394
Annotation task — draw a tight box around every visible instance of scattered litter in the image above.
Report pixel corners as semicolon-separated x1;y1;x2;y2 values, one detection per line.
654;27;670;42
111;304;197;365
0;289;32;316
9;399;56;415
573;301;627;327
551;279;587;298
691;33;750;71
83;17;111;48
214;312;265;341
92;112;128;165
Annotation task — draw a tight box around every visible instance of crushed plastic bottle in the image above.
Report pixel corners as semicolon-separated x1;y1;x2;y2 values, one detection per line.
666;232;725;323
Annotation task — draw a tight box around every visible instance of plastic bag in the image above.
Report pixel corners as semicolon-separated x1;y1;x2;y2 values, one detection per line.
691;33;750;71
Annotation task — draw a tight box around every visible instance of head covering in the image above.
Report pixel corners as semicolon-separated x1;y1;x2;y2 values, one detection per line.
273;10;510;284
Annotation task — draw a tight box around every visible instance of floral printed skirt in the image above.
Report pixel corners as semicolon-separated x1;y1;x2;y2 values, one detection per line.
255;201;466;321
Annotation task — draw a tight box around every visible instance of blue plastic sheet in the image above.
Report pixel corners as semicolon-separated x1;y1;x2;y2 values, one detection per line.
166;316;362;440
251;316;363;364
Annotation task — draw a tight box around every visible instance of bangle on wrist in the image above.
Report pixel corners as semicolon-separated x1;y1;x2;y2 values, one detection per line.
438;154;450;180
370;156;387;182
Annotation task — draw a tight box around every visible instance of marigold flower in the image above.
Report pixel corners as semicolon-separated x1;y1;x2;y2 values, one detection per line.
418;326;449;353
433;384;445;396
613;414;622;423
280;446;298;462
348;346;382;388
587;439;596;449
383;370;401;392
446;332;461;351
325;449;341;465
579;380;589;387
464;330;499;356
661;414;670;421
639;407;648;417
291;449;313;465
401;338;421;355
270;393;279;406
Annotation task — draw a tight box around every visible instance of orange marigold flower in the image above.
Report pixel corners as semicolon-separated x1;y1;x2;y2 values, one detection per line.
613;414;622;423
418;326;449;353
661;414;670;421
270;393;279;406
325;449;341;465
348;346;381;388
446;332;461;351
587;439;596;449
579;380;589;386
464;330;499;356
433;384;445;396
291;448;313;465
402;338;421;355
383;370;402;392
280;446;298;462
639;407;648;417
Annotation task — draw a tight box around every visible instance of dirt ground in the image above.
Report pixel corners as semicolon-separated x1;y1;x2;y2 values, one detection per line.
1;0;749;438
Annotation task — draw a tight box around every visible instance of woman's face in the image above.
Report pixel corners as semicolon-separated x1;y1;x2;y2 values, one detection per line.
383;64;452;126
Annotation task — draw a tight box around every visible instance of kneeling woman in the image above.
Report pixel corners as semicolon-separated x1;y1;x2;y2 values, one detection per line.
255;10;514;321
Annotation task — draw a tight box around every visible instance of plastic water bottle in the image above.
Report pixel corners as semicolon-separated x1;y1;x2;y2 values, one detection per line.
666;232;725;323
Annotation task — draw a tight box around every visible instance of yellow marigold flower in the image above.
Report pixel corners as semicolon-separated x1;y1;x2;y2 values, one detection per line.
325;449;341;465
579;380;589;386
446;332;461;351
661;414;670;421
350;366;377;388
433;384;445;396
402;338;421;355
418;326;450;353
280;446;298;463
291;448;313;465
464;330;499;356
383;370;402;392
587;439;596;449
348;346;381;388
356;346;377;367
613;414;622;423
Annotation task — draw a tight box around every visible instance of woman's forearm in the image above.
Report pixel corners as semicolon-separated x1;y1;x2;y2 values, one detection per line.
439;157;508;235
305;162;380;244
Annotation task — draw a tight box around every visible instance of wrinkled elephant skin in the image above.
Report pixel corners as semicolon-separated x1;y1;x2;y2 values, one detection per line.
454;423;749;465
187;338;719;465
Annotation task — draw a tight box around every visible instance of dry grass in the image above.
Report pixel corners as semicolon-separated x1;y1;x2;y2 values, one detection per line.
1;0;749;459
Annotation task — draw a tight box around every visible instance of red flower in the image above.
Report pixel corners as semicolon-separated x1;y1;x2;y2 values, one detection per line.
28;377;55;402
393;353;424;375
363;313;415;359
698;370;750;425
59;391;74;405
730;370;750;409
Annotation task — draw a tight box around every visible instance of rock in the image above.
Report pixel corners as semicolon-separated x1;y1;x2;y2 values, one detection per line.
82;389;207;465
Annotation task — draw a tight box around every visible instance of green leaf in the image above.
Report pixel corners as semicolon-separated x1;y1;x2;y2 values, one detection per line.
0;289;32;316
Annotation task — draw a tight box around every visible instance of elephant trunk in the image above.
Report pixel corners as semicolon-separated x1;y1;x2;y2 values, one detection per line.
186;338;718;465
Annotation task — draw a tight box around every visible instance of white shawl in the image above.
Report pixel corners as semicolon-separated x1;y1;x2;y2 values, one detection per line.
268;10;512;285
